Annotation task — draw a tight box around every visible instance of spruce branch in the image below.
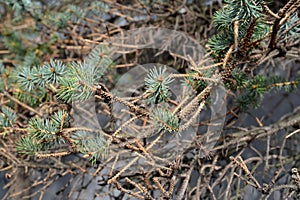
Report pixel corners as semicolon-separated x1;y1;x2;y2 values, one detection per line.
72;130;109;165
56;45;112;103
208;0;270;60
0;1;299;198
15;60;66;106
277;13;300;44
150;107;180;132
38;60;66;86
16;110;71;156
16;65;39;92
184;69;216;92
233;71;299;110
0;106;17;130
16;136;42;155
13;88;47;107
208;0;299;111
144;66;174;104
213;0;263;31
268;0;300;49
